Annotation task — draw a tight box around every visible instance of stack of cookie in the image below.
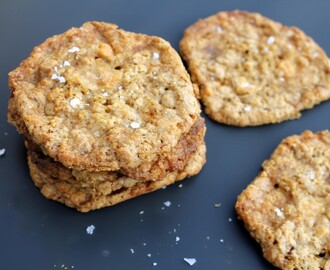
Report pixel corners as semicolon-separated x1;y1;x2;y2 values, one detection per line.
8;22;206;212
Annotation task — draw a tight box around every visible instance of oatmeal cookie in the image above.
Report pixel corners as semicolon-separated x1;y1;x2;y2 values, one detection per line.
236;130;330;269
9;21;202;176
180;11;330;126
27;140;206;212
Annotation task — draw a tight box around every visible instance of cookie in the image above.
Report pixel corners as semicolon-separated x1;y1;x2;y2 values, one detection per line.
27;139;206;212
180;11;330;126
236;130;330;269
9;21;202;178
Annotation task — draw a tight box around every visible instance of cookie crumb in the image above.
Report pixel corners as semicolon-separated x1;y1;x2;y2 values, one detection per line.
0;148;6;156
184;258;197;266
86;224;95;235
67;46;80;53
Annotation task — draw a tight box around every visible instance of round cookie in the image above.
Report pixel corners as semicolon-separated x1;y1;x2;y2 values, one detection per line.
27;140;206;212
236;130;330;269
180;11;330;126
9;21;201;175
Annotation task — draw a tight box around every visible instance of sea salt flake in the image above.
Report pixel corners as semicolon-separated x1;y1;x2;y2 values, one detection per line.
153;262;158;266
178;184;183;188
244;105;251;112
0;148;6;156
228;218;232;222
274;207;284;217
153;52;160;59
51;74;58;80
163;201;171;207
307;171;315;180
63;60;71;67
118;85;123;90
241;82;250;88
54;66;58;72
313;52;320;58
162;186;167;190
279;77;285;82
147;253;151;257
140;210;144;215
70;98;81;108
67;46;80;53
216;26;223;33
102;92;109;97
176;236;180;242
86;224;95;235
220;239;224;243
130;248;135;254
57;76;66;83
184;258;197;266
130;121;141;129
214;203;221;208
267;36;275;45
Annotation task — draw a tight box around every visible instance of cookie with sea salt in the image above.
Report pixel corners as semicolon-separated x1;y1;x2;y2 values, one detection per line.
26;139;206;212
236;130;330;269
180;10;330;126
8;21;202;180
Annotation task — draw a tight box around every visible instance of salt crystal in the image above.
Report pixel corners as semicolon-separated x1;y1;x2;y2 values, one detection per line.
51;74;58;80
140;210;144;215
307;171;315;180
70;97;81;108
313;52;320;58
63;60;71;67
0;148;6;156
57;76;66;83
279;77;285;82
147;253;151;257
267;36;275;45
102;92;109;97
241;82;250;88
153;52;160;59
214;203;221;208
163;201;171;207
178;184;183;188
176;236;180;242
86;225;95;235
130;121;141;129
54;66;58;72
216;26;223;33
244;105;251;112
184;258;197;266
153;262;157;266
220;239;224;243
67;46;80;53
162;186;167;190
130;248;134;254
118;86;123;90
228;218;232;222
274;207;284;217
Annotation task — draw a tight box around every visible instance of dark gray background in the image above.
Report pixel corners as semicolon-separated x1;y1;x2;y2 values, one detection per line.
1;0;329;269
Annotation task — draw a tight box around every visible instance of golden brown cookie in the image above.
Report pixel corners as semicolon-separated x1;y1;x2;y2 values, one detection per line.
236;130;330;269
27;139;206;212
9;21;202;177
180;11;330;126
